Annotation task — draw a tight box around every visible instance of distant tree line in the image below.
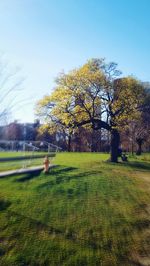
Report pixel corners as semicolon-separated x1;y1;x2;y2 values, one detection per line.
0;116;150;155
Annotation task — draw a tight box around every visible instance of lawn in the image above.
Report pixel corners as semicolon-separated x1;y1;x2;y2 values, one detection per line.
0;152;50;172
0;153;150;265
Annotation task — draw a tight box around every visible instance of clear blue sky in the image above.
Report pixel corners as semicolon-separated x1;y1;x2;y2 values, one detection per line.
0;0;150;122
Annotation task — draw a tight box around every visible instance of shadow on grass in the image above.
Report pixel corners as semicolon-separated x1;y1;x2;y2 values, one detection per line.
50;166;78;175
0;173;14;179
104;158;150;171
16;171;41;182
38;166;102;190
133;218;150;230
14;166;77;184
124;161;150;171
0;199;11;211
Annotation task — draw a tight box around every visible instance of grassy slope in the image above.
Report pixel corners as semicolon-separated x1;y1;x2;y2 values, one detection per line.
0;153;150;266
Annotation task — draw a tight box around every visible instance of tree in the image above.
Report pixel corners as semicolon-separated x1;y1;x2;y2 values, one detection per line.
5;121;23;140
36;58;145;162
135;86;150;155
37;122;74;151
0;56;24;125
121;120;148;155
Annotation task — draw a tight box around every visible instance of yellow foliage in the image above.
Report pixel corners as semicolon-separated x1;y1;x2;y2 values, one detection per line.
36;59;145;133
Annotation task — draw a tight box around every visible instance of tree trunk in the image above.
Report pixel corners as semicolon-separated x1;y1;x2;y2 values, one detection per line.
131;139;134;155
68;134;72;152
91;129;95;152
136;138;143;155
110;129;120;162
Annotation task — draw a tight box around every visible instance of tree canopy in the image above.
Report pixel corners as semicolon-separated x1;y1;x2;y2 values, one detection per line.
36;58;145;162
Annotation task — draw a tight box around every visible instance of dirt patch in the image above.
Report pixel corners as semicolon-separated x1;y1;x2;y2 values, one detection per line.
133;172;150;186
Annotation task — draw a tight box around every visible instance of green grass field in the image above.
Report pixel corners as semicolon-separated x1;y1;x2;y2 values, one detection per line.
0;152;150;265
0;152;50;158
0;152;50;172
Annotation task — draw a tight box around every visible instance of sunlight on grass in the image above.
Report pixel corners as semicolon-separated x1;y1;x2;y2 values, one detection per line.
0;152;150;265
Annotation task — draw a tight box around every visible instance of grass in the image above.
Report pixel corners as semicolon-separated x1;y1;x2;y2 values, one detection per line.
0;152;150;265
0;151;43;157
0;152;52;172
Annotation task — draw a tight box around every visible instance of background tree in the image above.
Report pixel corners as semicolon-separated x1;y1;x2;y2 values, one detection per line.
37;122;74;151
5;121;23;140
135;86;150;154
0;56;24;125
36;58;145;162
120;83;150;155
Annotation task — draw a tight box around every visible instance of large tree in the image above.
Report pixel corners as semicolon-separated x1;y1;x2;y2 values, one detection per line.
36;58;144;162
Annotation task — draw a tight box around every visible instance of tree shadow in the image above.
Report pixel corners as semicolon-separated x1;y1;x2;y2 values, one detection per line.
125;161;150;171
15;166;77;183
0;176;8;180
0;199;11;211
49;166;78;175
132;218;150;230
16;171;41;182
38;166;102;190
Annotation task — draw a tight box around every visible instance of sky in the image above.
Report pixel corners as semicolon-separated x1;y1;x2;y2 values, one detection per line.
0;0;150;123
